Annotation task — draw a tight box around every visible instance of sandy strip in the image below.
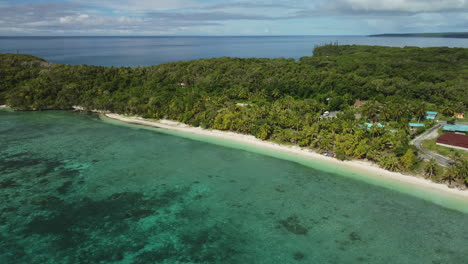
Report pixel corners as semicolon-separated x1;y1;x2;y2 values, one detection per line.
0;105;12;111
104;113;468;201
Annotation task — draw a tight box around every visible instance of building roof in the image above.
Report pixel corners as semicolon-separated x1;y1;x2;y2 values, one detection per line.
365;122;385;128
443;124;468;133
409;123;425;127
426;111;438;115
437;133;468;149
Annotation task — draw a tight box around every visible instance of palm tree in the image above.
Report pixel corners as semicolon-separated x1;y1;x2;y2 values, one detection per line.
368;124;378;138
379;105;392;121
449;152;463;164
443;166;458;186
424;158;440;181
415;102;426;122
452;102;465;114
271;88;281;99
401;149;417;169
361;100;380;120
392;103;406;122
440;104;454;117
378;153;401;171
448;154;468;183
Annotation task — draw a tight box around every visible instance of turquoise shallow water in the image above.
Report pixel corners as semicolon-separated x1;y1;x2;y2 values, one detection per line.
1;111;468;264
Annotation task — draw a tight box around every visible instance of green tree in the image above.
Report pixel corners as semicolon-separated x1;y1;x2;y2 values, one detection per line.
361;100;380;120
257;124;271;140
378;153;401;172
448;154;468;185
443;166;458;186
400;149;417;170
424;158;440;181
415;102;426;122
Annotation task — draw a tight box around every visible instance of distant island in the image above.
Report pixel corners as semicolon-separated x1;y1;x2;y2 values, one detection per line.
370;32;468;38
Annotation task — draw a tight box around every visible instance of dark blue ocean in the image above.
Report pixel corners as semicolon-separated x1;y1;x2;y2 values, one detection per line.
1;36;467;67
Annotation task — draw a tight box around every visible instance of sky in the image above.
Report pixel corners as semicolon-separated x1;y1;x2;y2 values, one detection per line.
0;0;467;35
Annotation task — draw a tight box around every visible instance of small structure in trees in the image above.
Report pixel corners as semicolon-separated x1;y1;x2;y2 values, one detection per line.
354;100;367;108
320;111;339;119
425;111;438;120
454;112;465;119
409;123;425;127
364;122;385;129
409;123;425;131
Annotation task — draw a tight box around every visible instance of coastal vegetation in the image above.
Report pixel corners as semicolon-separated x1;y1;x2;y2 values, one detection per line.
0;45;467;187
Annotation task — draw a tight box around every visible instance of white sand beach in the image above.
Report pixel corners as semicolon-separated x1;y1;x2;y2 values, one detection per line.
0;105;12;111
104;113;468;203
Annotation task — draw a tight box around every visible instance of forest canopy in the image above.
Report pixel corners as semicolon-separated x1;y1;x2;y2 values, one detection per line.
1;45;466;112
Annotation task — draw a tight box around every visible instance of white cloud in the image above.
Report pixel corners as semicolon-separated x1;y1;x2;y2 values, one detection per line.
0;0;467;35
60;14;90;24
72;0;200;11
331;0;468;13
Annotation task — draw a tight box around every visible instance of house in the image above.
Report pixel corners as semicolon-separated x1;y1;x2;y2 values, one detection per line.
436;133;468;150
454;112;465;119
409;123;425;131
354;100;367;108
409;123;425;128
443;124;468;133
364;122;385;129
363;122;397;133
425;111;438;120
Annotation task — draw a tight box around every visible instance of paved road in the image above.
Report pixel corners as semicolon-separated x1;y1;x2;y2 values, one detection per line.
410;121;452;167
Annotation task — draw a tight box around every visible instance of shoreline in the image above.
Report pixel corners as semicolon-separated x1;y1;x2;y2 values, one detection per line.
0;105;13;111
103;113;468;207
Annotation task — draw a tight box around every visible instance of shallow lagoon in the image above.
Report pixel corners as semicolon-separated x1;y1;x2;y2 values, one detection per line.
1;110;468;263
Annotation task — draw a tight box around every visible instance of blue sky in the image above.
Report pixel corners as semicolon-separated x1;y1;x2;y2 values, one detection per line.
1;0;467;35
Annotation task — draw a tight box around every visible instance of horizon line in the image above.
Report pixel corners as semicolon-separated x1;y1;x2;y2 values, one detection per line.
0;34;368;38
1;31;466;38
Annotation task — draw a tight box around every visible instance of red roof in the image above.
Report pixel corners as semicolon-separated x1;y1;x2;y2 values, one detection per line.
437;133;468;149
